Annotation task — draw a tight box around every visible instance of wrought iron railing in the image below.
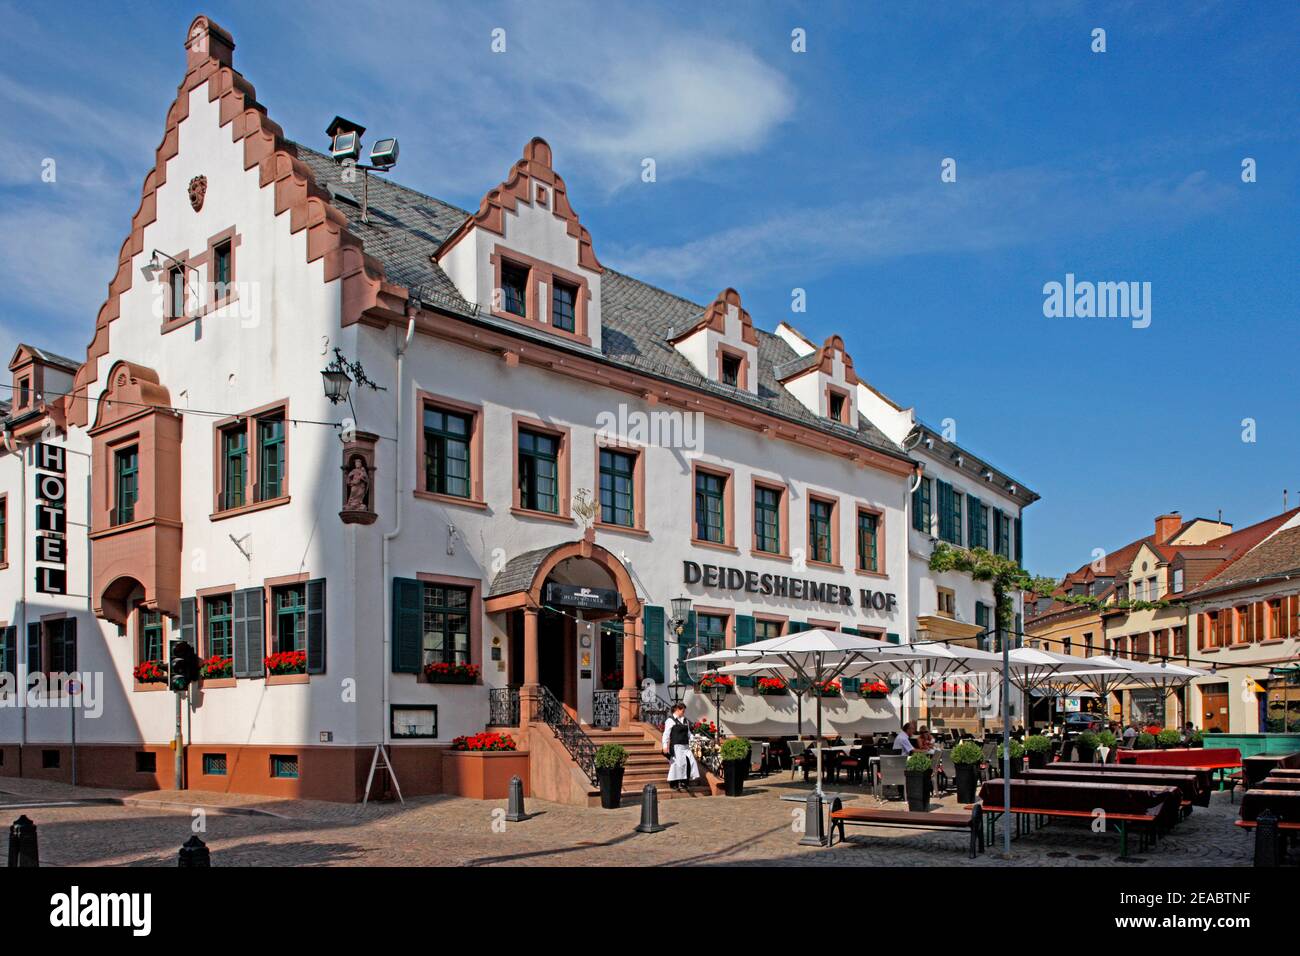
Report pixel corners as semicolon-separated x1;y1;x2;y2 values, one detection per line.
640;693;672;730
488;686;520;727
533;685;598;786
592;689;619;728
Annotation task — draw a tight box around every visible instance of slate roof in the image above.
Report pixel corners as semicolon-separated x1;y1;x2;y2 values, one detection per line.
487;546;557;598
13;343;81;373
293;144;906;463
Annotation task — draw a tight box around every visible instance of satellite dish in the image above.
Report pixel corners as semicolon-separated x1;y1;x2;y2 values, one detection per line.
683;643;712;683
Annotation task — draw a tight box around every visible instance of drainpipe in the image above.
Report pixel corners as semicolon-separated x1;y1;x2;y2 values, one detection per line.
3;428;26;775
380;311;417;756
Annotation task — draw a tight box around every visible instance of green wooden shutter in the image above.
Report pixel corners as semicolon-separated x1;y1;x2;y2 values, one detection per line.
967;495;982;548
62;618;77;673
26;622;41;675
936;480;952;541
179;597;196;650
911;479;928;532
232;587;264;679
643;605;665;684
392;577;423;674
1014;517;1023;566
735;614;756;686
306;578;326;675
0;626;14;676
787;620;808;633
885;632;900;644
992;508;1005;556
675;611;697;683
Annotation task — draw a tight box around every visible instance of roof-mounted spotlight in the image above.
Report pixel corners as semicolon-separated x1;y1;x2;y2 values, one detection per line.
369;137;399;170
326;116;365;163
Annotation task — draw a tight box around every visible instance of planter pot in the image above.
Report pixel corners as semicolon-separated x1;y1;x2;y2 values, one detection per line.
999;757;1021;779
954;763;979;804
904;770;930;811
596;766;625;809
1075;744;1096;764
723;759;746;797
1027;750;1048;770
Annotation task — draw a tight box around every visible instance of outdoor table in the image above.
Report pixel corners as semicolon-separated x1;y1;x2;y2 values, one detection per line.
1242;751;1300;788
1238;788;1300;825
1025;768;1204;809
1050;760;1215;798
1118;747;1241;788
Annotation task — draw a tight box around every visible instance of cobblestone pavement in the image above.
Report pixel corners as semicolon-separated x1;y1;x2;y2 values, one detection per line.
0;776;1257;867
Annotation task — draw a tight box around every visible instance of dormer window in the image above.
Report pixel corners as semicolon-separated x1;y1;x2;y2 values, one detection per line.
501;262;529;317
828;390;847;423
721;353;741;387
552;280;577;332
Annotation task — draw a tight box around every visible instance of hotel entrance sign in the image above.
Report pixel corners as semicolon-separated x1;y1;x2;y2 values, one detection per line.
34;442;67;595
544;582;621;611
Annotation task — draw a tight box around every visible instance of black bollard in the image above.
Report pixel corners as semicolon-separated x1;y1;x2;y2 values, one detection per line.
504;775;527;822
635;784;666;833
8;815;38;868
1253;811;1281;868
799;791;827;847
178;835;211;868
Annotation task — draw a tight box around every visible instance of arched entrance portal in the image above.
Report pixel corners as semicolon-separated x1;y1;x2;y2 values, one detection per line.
485;534;642;729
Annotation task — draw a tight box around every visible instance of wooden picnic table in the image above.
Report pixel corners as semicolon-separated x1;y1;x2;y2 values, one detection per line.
979;778;1178;857
1238;787;1300;825
1050;760;1215;800
1025;768;1204;810
1118;747;1241;788
1242;751;1300;788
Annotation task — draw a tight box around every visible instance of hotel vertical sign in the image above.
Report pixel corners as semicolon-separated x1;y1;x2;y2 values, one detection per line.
34;441;67;595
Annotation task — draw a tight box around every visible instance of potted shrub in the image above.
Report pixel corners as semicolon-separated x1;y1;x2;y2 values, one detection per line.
1135;732;1156;750
904;752;933;811
594;743;627;809
996;739;1025;778
951;740;983;803
720;737;751;796
1095;730;1117;763
1156;728;1182;749
756;677;788;696
1024;734;1051;769
1075;731;1099;764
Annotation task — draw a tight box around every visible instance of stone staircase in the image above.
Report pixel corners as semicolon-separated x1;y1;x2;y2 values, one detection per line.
583;727;711;806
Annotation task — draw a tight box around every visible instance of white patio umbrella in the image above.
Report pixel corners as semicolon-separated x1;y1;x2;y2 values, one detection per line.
690;629;930;797
1003;647;1126;730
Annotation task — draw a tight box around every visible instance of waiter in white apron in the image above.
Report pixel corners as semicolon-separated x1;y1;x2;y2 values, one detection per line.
661;702;700;792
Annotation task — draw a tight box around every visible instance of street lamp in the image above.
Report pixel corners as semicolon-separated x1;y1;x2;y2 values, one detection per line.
321;363;352;406
670;596;693;635
668;679;687;704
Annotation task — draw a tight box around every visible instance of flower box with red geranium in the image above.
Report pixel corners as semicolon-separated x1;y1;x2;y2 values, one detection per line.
423;661;480;684
133;660;167;685
812;679;842;698
757;676;788;696
264;650;306;676
696;673;735;693
450;731;517;752
201;656;233;680
861;680;890;699
689;718;718;737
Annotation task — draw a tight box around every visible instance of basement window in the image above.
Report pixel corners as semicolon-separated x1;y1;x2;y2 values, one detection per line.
135;752;157;774
203;753;228;776
42;749;60;769
270;754;299;779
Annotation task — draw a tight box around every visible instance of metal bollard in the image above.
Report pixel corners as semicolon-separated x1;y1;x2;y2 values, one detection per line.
504;775;527;822
8;815;38;868
635;784;666;833
799;791;827;847
1253;811;1281;868
178;835;211;867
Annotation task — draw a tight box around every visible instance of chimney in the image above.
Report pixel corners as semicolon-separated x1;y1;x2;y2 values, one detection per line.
1154;512;1182;543
185;15;235;70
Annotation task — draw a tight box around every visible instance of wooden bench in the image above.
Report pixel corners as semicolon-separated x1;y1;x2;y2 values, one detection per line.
827;797;984;858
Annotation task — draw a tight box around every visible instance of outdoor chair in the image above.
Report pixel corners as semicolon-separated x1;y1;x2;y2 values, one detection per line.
788;740;811;781
979;741;998;780
877;754;908;802
938;749;958;792
749;740;767;776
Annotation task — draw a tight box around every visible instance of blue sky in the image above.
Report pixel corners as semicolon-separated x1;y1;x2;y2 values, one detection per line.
1;1;1296;576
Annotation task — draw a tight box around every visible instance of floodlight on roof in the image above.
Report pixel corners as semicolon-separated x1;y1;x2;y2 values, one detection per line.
369;137;399;170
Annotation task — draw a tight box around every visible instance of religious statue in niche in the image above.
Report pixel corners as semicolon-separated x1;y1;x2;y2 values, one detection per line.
339;433;378;525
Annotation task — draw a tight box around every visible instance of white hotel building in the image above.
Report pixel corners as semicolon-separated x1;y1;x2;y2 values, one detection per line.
0;17;1037;803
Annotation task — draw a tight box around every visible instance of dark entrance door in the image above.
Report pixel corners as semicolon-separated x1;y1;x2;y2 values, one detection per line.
538;608;577;712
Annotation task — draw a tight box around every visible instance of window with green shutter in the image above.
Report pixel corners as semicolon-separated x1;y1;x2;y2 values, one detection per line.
694;470;726;543
421;583;471;666
140;609;164;663
205;595;233;658
754;485;781;554
911;477;931;533
808;498;834;564
424;406;472;498
220;427;246;510
856;510;878;572
518;428;559;513
967;495;987;549
257;414;285;501
598;449;636;527
114;446;138;524
273;585;306;654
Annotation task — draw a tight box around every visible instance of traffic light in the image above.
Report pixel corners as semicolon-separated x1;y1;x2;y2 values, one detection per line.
169;640;201;692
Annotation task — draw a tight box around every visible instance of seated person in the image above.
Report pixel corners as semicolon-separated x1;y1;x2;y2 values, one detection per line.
892;722;915;755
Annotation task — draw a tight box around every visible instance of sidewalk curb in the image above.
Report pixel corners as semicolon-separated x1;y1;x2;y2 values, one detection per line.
120;795;291;819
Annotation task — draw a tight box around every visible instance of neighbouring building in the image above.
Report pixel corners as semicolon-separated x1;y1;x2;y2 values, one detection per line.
0;17;1036;802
